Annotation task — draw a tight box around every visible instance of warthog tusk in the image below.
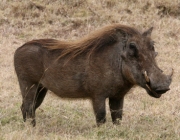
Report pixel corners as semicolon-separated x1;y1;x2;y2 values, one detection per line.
144;71;150;83
146;84;151;91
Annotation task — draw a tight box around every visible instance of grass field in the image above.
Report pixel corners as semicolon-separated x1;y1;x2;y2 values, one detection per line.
0;0;180;139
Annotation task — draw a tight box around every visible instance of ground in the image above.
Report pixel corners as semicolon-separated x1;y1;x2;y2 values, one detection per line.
0;0;180;139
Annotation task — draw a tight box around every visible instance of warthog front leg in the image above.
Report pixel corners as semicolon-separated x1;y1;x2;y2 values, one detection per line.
92;97;106;126
109;97;124;124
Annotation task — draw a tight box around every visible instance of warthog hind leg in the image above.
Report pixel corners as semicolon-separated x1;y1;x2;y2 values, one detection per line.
21;100;36;126
34;87;47;110
19;80;47;127
20;83;38;126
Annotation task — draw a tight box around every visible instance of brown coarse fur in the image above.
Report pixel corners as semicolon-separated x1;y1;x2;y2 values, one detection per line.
25;24;140;60
14;24;172;127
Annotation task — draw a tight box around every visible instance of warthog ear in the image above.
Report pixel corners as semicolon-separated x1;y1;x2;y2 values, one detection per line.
142;27;153;37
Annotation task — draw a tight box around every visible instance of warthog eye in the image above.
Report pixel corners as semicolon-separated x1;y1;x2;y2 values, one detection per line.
129;43;136;49
129;43;138;57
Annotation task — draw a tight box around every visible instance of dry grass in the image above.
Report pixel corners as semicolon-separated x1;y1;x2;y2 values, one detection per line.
0;0;180;139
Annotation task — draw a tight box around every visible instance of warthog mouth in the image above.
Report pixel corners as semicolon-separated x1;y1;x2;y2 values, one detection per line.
145;83;161;98
144;71;161;98
143;69;173;98
144;70;173;98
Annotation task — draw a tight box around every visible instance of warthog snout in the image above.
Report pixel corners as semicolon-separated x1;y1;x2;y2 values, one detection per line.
144;69;173;98
153;87;170;94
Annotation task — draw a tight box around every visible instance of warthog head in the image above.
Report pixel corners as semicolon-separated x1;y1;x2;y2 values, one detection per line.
121;27;173;98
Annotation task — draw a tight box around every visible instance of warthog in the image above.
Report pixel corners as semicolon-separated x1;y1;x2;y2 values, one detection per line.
14;24;172;126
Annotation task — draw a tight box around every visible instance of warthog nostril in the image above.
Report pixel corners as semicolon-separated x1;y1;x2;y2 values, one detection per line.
155;88;170;94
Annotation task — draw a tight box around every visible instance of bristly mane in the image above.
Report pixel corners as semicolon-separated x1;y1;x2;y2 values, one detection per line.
25;24;141;59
